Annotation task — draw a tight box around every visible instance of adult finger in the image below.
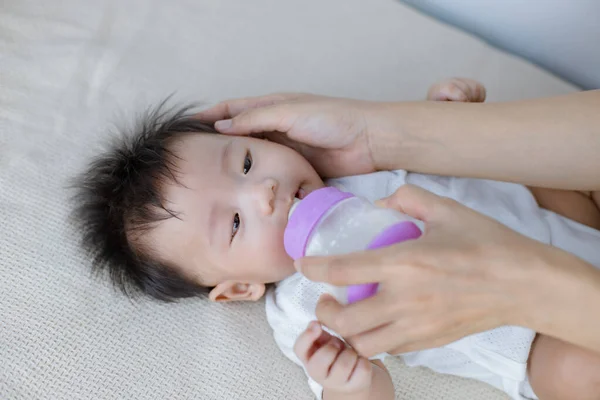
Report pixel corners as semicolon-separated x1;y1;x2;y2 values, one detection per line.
387;330;473;355
315;293;396;338
347;320;429;357
345;321;417;358
350;316;490;357
296;250;386;286
195;93;299;122
376;184;449;223
295;239;423;286
212;104;295;136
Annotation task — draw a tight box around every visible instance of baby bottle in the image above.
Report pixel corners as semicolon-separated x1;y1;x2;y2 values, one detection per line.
284;186;422;304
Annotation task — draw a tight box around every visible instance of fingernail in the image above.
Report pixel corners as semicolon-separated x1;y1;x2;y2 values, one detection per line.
309;322;320;333
374;199;386;207
293;259;302;273
215;119;232;131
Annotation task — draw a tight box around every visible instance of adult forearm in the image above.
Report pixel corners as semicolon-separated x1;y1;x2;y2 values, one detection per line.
370;90;600;190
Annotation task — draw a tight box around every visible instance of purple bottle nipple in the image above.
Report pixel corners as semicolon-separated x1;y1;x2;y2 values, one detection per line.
284;187;352;260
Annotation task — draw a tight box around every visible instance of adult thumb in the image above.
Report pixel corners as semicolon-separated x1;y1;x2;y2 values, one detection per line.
376;184;445;223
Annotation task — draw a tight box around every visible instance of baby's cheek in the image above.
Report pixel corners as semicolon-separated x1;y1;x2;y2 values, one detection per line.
265;229;291;261
262;229;295;273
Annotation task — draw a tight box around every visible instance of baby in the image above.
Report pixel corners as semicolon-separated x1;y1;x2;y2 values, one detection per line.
74;80;600;400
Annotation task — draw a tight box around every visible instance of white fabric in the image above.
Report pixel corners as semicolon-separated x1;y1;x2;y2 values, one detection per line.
266;170;600;399
0;0;582;399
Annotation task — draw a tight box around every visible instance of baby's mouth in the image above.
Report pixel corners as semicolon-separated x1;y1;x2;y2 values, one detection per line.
295;187;307;200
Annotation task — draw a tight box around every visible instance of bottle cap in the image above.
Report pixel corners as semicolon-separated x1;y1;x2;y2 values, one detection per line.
284;187;353;260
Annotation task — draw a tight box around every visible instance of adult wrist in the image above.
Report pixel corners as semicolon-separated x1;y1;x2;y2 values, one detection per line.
366;101;459;173
365;101;424;172
516;245;600;352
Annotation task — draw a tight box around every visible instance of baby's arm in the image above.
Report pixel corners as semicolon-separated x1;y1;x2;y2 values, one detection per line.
294;321;394;400
528;188;600;230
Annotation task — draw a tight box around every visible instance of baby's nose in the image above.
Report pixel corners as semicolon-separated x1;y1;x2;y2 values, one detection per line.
255;178;277;215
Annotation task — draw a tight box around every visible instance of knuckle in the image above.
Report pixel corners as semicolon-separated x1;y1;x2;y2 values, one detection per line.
351;338;372;358
222;102;233;115
330;314;351;336
322;343;337;357
331;337;345;348
413;319;443;340
436;196;461;215
293;338;305;356
238;112;254;128
330;315;346;334
338;351;356;371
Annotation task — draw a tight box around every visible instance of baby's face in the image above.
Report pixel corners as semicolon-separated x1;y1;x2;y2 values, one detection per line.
151;133;324;302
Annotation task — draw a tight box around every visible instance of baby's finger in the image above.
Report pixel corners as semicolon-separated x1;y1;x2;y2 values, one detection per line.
347;358;373;387
455;78;486;102
427;82;469;102
306;338;344;382
293;321;325;363
376;184;447;223
325;348;358;385
427;78;486;103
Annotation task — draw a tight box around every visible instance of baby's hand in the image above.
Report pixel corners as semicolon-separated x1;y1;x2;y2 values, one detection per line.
427;77;486;103
294;321;373;394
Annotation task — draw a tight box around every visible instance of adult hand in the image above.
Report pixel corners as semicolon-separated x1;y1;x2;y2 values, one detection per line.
197;79;485;178
295;185;599;357
196;93;380;178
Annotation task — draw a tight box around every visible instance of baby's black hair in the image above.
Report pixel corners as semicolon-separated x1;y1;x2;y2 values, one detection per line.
72;102;216;302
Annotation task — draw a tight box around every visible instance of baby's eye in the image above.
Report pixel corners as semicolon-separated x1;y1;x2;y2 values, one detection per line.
231;213;241;241
243;151;252;175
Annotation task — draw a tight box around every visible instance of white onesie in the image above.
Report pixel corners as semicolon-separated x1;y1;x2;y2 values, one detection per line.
265;170;600;400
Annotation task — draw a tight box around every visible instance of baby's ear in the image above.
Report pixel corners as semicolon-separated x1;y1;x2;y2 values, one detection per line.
208;281;266;302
